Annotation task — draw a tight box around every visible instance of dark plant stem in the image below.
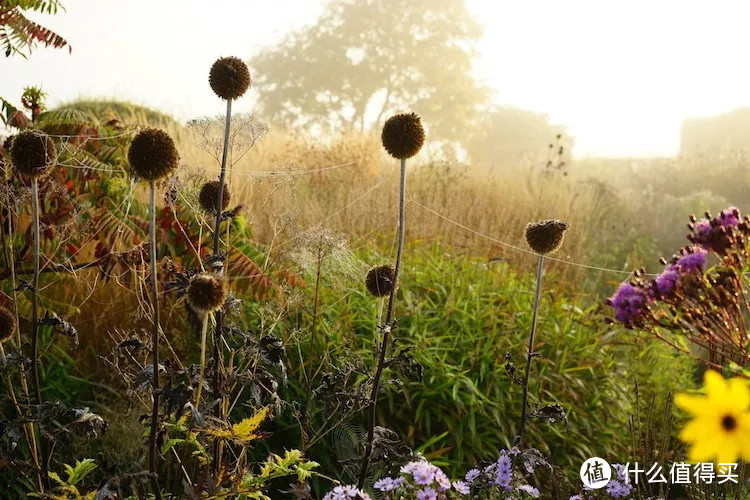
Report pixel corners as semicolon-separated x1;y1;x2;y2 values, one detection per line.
212;97;232;473
358;158;407;488
29;178;50;491
147;182;163;500
303;247;323;449
514;254;544;446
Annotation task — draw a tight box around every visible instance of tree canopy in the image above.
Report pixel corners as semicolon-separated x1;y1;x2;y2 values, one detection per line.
251;0;489;144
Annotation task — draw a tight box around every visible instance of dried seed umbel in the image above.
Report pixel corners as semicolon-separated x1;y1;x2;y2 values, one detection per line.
186;273;228;315
365;265;396;297
10;130;55;178
199;180;231;213
209;56;251;100
524;219;569;255
381;112;425;160
127;128;180;181
0;305;15;343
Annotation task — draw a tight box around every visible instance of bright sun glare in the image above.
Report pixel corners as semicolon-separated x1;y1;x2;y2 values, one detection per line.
4;0;750;158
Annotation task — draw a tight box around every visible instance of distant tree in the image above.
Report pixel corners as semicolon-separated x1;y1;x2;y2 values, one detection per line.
467;107;573;169
251;0;489;143
0;0;69;58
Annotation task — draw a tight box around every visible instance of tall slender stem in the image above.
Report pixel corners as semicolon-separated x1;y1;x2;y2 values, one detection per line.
4;190;42;490
303;247;323;448
195;314;209;407
29;178;49;491
212;98;232;473
515;255;544;446
358;158;407;488
147;182;163;500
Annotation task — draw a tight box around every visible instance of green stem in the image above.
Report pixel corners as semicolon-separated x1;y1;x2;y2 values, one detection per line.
358;158;407;488
514;254;544;446
147;182;163;500
212;97;232;473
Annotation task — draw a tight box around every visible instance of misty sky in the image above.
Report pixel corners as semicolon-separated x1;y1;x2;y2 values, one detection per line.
4;0;750;157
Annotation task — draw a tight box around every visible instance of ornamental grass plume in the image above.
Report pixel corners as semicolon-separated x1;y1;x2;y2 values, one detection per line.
10;129;56;491
607;206;750;366
199;180;231;214
358;113;424;488
675;370;750;464
515;219;568;446
127;127;179;499
208;55;250;474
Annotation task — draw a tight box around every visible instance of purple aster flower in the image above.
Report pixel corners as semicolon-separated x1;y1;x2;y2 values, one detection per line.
465;468;480;483
719;206;741;227
676;247;707;272
568;496;583;500
401;460;421;474
497;455;512;472
654;265;679;295
452;480;470;495
695;219;711;236
374;477;397;491
412;462;435;485
416;487;438;500
517;484;540;498
434;469;451;490
323;485;371;500
494;465;512;490
607;281;651;324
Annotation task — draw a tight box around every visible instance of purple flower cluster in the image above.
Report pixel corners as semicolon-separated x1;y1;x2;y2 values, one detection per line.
322;484;371;500
607;281;651;324
370;459;460;499
605;464;633;499
675;247;707;273
688;206;744;254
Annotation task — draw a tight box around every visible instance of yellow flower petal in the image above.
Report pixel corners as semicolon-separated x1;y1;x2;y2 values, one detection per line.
704;370;729;402
675;394;712;417
727;378;750;410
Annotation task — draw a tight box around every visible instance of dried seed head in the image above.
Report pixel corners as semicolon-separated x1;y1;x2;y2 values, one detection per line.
186;273;227;315
10;130;55;178
127;128;179;181
0;305;15;343
365;265;396;297
198;180;231;213
209;56;251;100
524;219;569;255
381;112;425;160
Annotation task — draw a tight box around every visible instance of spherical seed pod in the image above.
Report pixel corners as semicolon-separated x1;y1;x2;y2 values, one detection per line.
209;56;251;100
0;305;15;343
127;128;180;181
186;273;228;315
365;265;397;297
10;130;56;178
524;219;569;255
198;180;231;213
381;112;425;160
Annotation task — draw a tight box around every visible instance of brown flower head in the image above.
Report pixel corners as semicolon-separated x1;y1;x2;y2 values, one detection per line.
199;180;231;214
127;128;179;181
381;112;425;160
209;56;251;100
186;273;228;315
525;219;569;255
0;305;15;343
10;130;55;178
365;265;397;297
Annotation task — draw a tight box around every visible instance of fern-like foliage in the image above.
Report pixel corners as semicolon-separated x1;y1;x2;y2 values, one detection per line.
0;1;69;58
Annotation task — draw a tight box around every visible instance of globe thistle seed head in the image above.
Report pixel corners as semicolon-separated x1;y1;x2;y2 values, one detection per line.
381;112;425;160
0;305;15;343
524;219;569;255
365;265;397;297
209;56;251;100
198;180;231;213
127;128;180;182
186;273;228;315
10;130;55;178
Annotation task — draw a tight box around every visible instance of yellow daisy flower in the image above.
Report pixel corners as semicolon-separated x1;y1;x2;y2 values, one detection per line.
675;370;750;464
